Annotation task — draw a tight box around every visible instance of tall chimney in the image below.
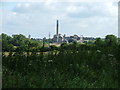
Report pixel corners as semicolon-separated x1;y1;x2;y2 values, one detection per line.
56;20;58;35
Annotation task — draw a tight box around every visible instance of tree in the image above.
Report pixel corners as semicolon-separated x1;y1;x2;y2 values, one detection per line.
2;40;14;52
87;40;94;45
50;45;58;50
105;35;118;46
12;34;26;46
60;42;68;50
72;41;77;45
95;38;104;47
29;41;39;48
2;33;12;44
1;33;14;52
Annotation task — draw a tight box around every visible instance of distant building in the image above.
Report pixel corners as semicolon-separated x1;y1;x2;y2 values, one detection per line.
63;35;84;43
52;20;84;44
53;34;63;43
53;20;63;44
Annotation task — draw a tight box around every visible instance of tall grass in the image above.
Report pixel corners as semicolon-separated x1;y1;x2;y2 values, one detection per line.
2;44;119;88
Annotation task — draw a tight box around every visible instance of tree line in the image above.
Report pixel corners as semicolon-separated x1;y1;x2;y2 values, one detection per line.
1;33;119;52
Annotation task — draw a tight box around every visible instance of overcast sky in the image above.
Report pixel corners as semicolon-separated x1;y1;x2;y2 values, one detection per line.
0;0;118;38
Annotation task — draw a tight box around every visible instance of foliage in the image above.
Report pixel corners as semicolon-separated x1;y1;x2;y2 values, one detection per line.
2;33;119;88
105;35;118;46
1;33;42;52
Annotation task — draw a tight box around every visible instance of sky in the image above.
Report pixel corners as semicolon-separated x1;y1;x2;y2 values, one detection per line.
0;0;118;38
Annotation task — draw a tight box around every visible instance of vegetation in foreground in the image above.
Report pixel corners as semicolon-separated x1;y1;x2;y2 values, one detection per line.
1;33;120;88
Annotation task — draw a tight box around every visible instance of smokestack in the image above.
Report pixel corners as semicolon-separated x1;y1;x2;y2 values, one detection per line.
56;20;58;35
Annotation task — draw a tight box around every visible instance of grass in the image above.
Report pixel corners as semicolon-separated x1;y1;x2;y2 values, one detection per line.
2;43;119;88
2;49;119;88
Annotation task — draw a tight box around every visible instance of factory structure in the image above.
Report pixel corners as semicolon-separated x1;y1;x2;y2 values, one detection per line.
52;20;63;43
52;20;84;44
30;20;96;44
